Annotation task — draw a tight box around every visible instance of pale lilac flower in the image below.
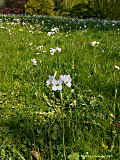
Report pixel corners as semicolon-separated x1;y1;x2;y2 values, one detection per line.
60;75;72;87
46;74;72;91
52;79;62;91
46;80;51;86
46;75;55;86
31;58;37;65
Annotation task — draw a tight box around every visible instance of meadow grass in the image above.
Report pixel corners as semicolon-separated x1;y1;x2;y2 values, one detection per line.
0;16;120;160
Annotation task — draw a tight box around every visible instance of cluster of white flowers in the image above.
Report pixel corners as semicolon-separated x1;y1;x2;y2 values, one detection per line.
47;27;59;36
46;74;72;91
50;47;62;55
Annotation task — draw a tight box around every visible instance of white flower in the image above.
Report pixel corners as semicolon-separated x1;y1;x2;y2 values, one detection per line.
31;58;37;65
46;75;55;86
49;47;61;55
47;32;55;36
51;27;59;32
10;22;15;25
29;30;33;33
35;52;40;55
22;22;26;25
115;65;120;70
56;47;61;52
13;18;20;22
42;21;44;25
50;48;56;55
91;41;100;47
37;45;43;50
60;75;72;87
42;50;46;53
29;42;33;46
52;79;62;91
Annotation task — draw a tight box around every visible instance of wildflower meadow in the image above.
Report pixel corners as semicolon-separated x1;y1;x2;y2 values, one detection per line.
0;15;120;160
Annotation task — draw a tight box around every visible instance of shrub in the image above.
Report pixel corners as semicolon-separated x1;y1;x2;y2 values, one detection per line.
68;0;120;20
24;0;54;16
91;0;120;20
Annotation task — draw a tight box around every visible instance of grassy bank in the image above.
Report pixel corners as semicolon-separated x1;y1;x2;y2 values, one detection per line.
0;16;120;160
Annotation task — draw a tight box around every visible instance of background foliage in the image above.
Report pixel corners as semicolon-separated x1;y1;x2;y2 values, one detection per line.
1;0;120;19
23;0;120;20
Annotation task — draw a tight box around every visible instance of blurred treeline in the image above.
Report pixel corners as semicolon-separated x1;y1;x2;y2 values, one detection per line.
3;0;120;20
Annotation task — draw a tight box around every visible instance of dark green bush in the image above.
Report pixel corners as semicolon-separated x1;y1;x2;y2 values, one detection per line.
68;0;120;20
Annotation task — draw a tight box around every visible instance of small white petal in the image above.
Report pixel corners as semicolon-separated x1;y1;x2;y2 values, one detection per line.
57;85;62;90
52;85;57;91
115;65;120;70
56;47;61;52
46;80;51;86
66;82;71;87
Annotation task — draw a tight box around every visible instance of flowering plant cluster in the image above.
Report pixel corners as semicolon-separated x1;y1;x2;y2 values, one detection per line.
46;74;72;91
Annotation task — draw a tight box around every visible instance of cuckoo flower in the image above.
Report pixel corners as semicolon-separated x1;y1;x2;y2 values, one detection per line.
46;74;72;91
52;79;63;91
